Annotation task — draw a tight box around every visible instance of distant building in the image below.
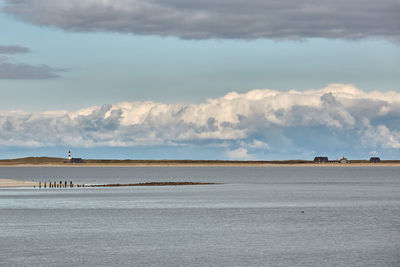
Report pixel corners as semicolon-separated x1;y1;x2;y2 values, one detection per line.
314;156;328;163
70;158;84;164
66;150;84;163
314;156;349;163
370;157;381;163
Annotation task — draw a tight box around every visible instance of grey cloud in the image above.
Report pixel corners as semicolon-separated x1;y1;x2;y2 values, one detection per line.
0;45;30;54
3;0;400;40
0;57;64;79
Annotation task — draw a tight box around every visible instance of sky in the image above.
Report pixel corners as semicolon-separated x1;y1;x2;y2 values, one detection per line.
0;0;399;160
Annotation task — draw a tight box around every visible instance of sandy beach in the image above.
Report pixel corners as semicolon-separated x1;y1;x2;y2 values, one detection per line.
0;178;38;188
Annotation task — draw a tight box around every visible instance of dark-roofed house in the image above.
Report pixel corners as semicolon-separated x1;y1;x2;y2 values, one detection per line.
70;158;84;164
314;156;328;163
370;157;381;163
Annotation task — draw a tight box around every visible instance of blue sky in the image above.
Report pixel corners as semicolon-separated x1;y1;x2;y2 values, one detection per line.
1;0;399;160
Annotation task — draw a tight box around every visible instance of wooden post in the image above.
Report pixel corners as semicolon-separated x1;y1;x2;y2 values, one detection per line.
70;181;73;188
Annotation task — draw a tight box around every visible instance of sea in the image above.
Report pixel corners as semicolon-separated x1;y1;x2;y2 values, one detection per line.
0;166;399;267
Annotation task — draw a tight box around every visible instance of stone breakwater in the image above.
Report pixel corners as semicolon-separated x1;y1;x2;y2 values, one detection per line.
0;179;217;188
89;182;218;187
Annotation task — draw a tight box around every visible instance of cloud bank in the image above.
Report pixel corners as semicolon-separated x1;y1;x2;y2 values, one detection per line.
0;45;30;54
3;0;400;40
0;44;64;79
1;84;399;158
0;56;64;79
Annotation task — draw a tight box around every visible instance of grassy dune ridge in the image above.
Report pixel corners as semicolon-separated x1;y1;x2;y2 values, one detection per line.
0;157;399;166
0;157;312;165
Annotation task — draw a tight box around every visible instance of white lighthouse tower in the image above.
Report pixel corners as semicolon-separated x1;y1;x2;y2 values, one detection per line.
68;150;71;160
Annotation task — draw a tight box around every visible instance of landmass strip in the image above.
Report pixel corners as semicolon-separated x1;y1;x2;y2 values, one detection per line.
0;179;217;188
89;182;218;187
1;157;399;166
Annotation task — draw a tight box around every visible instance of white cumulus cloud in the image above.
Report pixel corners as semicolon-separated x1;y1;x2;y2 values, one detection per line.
226;148;253;160
0;84;399;158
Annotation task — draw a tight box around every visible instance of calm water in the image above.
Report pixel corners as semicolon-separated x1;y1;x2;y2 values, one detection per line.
0;167;399;266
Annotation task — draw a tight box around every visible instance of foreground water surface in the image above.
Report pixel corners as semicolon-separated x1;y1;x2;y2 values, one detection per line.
0;167;399;266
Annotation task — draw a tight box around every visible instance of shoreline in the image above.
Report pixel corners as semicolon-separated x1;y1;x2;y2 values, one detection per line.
0;179;218;188
1;157;399;167
0;163;400;167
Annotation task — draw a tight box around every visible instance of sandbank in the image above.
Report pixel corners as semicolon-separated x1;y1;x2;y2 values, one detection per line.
0;178;38;188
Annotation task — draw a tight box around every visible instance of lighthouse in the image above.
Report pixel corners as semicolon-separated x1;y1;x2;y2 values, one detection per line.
66;150;83;164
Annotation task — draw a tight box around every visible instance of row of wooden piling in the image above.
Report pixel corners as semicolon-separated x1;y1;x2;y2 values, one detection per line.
34;181;84;189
